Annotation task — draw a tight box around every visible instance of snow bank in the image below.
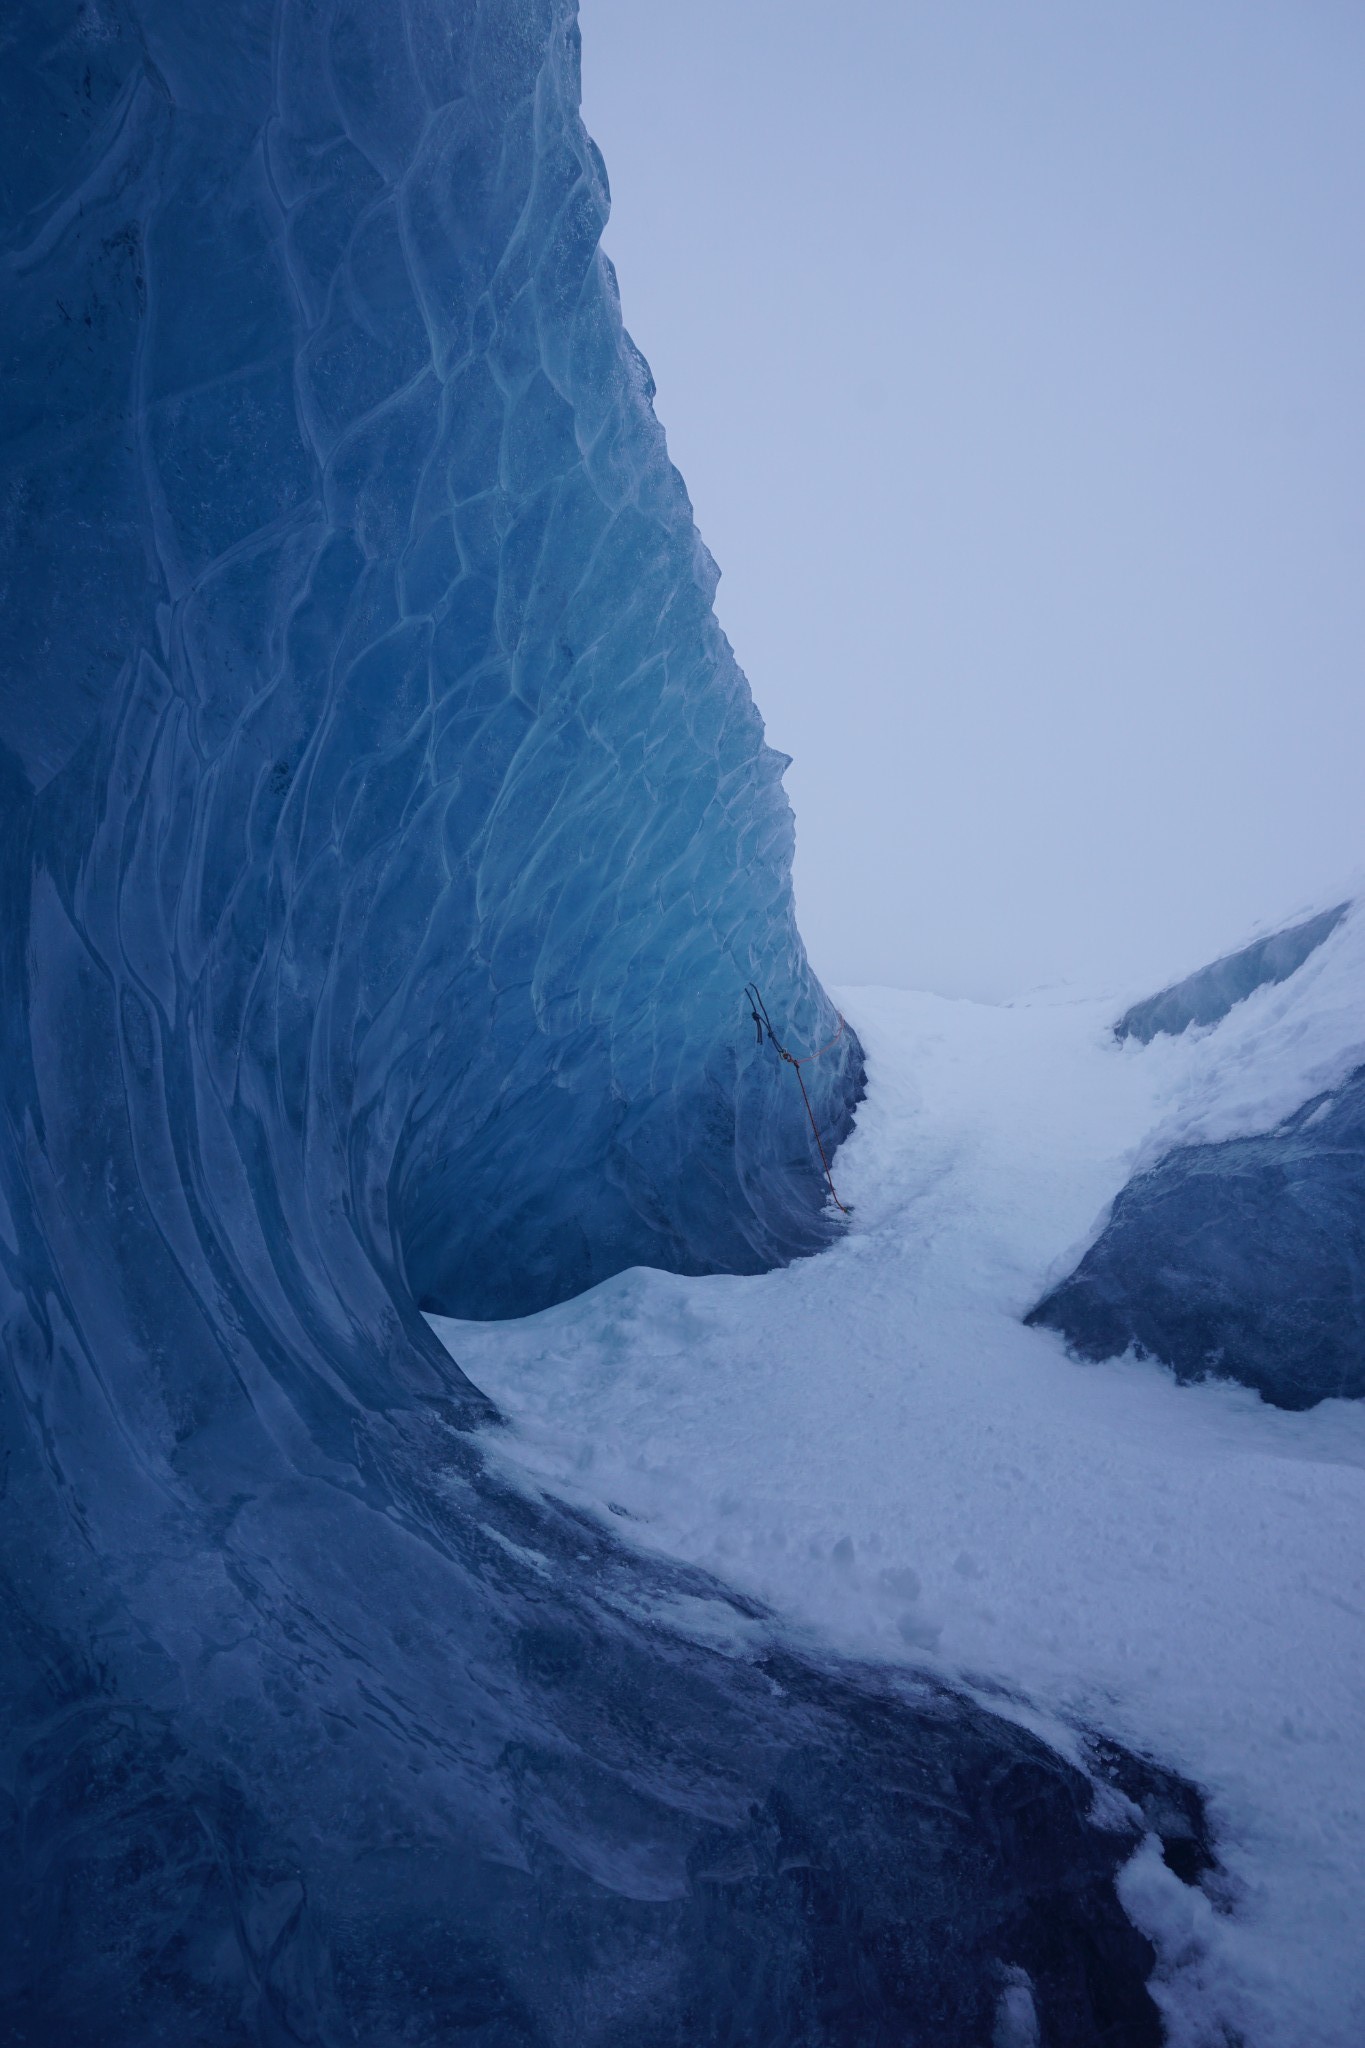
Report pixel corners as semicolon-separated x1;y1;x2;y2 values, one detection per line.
434;959;1365;2048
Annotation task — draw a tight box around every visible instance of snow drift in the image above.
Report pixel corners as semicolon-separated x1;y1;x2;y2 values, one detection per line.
433;967;1365;2047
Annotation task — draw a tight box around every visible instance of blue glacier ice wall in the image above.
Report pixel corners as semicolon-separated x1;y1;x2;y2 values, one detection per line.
1;0;862;1324
1114;902;1351;1045
1029;1065;1365;1409
0;1;1197;2038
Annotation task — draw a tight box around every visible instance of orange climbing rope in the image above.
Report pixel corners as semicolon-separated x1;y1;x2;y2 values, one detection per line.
744;983;850;1215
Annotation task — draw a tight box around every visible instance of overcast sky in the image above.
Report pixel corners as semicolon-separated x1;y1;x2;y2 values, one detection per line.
578;0;1365;1002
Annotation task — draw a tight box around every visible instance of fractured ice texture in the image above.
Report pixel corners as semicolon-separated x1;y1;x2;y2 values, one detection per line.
1;0;1193;2037
1114;902;1350;1045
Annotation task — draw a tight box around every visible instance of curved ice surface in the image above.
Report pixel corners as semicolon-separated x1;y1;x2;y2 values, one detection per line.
1;0;861;1320
1115;902;1350;1045
1;0;1188;2036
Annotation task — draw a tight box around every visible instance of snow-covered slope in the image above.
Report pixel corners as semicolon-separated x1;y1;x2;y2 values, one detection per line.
1106;892;1365;1164
1114;901;1351;1045
433;948;1365;2048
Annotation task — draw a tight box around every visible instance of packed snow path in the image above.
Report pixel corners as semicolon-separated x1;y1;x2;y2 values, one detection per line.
434;980;1365;2048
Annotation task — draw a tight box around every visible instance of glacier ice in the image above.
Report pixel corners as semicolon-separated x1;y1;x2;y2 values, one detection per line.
1034;902;1365;1407
1029;1062;1365;1408
1;0;862;1321
1114;901;1350;1045
1;0;1198;2038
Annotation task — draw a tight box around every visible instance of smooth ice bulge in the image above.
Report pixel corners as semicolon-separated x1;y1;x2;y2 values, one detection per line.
1;2;1192;2040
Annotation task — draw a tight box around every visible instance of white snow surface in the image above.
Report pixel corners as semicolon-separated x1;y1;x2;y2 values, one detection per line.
431;903;1365;2048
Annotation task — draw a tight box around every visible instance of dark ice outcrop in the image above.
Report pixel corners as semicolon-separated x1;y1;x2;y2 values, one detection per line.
1;0;1199;2037
1035;903;1364;1407
1115;902;1350;1045
1030;1064;1365;1409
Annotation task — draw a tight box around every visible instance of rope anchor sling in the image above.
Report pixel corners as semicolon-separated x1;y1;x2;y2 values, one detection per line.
744;983;850;1215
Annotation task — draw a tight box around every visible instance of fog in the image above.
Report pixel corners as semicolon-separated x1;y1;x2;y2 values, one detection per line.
578;0;1365;1002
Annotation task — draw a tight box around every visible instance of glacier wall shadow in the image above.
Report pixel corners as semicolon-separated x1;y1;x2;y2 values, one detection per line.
1;0;1196;2038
